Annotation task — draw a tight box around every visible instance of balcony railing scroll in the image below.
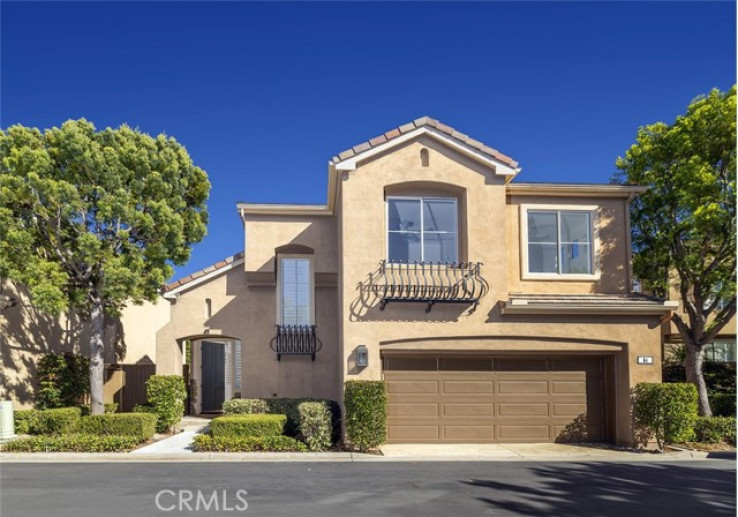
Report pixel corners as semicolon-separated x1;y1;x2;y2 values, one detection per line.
371;260;489;313
270;324;323;361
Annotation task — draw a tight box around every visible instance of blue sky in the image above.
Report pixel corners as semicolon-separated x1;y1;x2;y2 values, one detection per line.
2;1;735;280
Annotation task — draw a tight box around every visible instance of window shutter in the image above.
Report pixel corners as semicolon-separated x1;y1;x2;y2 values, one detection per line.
234;340;242;391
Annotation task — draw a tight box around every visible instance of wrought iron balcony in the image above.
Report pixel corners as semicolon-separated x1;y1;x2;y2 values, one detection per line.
372;260;489;313
270;324;323;361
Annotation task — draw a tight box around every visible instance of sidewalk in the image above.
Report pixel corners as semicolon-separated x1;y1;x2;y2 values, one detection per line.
1;443;727;463
129;416;211;455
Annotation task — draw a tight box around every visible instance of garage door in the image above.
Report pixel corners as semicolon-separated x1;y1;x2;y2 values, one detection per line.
384;356;606;443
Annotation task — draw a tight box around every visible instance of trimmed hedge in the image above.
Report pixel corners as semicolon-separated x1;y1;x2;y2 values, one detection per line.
210;414;287;438
77;413;157;441
14;410;41;435
193;434;307;452
221;397;341;445
146;375;187;433
345;380;387;451
709;393;736;417
222;399;269;415
633;382;698;449
297;402;332;451
694;416;737;444
1;434;140;452
35;353;90;409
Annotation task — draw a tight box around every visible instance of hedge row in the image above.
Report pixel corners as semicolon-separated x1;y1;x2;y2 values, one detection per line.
14;407;81;435
222;397;340;450
709;393;736;418
345;381;387;451
210;414;286;438
694;417;737;445
14;408;157;442
146;375;187;433
1;434;141;453
77;413;157;441
193;434;307;452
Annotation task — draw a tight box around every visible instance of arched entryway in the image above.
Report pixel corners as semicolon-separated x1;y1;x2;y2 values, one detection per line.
177;334;241;415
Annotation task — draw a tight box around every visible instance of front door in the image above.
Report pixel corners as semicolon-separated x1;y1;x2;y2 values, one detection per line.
201;341;225;412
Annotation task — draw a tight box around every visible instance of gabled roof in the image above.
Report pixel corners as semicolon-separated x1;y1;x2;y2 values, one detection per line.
162;251;244;296
329;116;519;170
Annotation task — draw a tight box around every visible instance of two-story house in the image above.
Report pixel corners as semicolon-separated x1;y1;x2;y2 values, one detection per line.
153;117;677;445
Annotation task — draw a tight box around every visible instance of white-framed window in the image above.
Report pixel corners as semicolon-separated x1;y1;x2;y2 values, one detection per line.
520;204;598;280
704;340;736;363
386;196;458;263
278;256;313;325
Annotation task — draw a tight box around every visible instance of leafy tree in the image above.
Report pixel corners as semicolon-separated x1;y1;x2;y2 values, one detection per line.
0;120;209;414
616;87;736;416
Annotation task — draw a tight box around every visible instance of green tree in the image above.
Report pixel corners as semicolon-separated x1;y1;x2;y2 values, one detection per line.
0;120;209;414
616;87;736;416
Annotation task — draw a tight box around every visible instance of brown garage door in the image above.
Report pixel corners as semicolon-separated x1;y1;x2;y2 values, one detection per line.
384;355;606;443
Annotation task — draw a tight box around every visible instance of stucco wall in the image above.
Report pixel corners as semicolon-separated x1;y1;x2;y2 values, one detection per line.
336;135;663;443
0;281;167;408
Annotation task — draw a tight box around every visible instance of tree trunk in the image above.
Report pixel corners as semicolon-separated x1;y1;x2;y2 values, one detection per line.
684;339;712;417
89;302;105;415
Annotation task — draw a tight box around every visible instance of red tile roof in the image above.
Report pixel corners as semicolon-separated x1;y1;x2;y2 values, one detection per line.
162;251;244;293
330;116;519;168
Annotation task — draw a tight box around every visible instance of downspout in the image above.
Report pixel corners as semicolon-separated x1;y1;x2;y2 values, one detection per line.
624;192;635;294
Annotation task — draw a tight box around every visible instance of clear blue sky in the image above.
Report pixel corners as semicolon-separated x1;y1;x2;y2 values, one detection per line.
2;1;735;280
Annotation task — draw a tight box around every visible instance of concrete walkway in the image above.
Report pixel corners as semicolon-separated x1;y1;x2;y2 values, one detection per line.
129;416;211;455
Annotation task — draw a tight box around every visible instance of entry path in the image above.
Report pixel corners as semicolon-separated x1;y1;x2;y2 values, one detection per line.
130;416;211;455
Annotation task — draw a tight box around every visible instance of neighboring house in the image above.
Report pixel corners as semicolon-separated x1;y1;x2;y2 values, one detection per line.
150;117;677;445
0;118;683;444
662;285;736;364
0;281;169;409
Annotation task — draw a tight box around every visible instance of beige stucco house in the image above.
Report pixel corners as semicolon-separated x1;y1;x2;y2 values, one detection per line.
3;117;691;444
151;117;680;445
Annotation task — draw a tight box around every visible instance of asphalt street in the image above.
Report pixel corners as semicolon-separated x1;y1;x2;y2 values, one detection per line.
1;460;735;517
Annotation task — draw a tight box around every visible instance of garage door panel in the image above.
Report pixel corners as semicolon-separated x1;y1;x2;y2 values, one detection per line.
443;403;495;417
442;380;494;394
388;403;438;417
497;403;549;417
443;426;495;441
497;380;549;394
385;355;606;444
387;380;439;394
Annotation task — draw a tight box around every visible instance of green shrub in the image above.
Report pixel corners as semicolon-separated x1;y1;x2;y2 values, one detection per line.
105;403;119;414
709;393;736;417
33;407;82;435
265;398;340;442
210;414;287;438
14;410;41;435
222;399;269;415
192;434;307;452
77;413;157;441
35;353;90;409
1;434;140;452
132;403;156;414
297;401;332;451
146;375;187;433
694;416;737;444
633;382;698;449
344;380;387;451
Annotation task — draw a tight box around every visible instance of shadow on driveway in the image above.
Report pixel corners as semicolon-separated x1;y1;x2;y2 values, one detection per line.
464;462;736;516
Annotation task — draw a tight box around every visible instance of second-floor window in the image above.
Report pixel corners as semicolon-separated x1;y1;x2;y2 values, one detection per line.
279;257;312;325
387;196;458;263
525;208;594;276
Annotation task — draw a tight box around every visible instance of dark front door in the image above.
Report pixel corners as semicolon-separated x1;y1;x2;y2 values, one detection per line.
201;341;225;412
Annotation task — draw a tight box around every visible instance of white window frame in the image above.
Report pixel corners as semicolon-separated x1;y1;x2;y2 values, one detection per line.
520;203;600;281
385;196;459;263
276;254;315;325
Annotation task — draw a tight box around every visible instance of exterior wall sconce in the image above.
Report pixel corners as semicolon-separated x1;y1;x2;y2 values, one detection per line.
356;345;369;368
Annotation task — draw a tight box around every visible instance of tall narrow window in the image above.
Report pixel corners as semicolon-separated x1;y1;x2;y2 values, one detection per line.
387;196;458;263
279;257;312;325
